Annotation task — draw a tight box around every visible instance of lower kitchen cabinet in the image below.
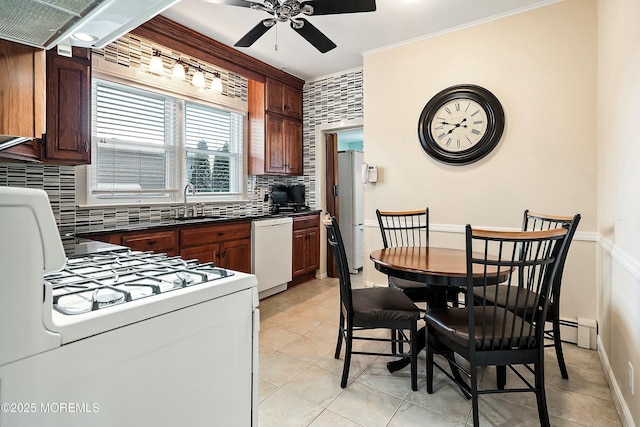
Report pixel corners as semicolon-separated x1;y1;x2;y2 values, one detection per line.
291;213;320;285
180;222;251;273
89;220;252;273
121;230;179;257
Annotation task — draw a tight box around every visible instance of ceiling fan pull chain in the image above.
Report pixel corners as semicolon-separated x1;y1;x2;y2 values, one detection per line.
275;24;279;51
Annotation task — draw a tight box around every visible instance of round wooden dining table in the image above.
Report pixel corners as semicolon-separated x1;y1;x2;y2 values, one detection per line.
369;246;510;308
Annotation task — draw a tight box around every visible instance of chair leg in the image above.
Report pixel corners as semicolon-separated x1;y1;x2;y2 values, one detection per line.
497;365;506;390
535;359;551;427
410;323;418;391
471;363;480;427
340;324;353;388
335;312;344;359
552;316;569;379
426;336;434;394
391;329;397;355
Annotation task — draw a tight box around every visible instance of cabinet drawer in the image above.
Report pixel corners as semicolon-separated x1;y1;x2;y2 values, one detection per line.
180;222;251;248
293;214;319;231
121;230;178;253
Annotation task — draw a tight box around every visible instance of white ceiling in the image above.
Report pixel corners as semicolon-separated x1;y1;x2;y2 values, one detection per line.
161;0;559;81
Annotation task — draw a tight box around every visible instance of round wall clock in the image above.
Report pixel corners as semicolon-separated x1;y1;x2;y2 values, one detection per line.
417;84;505;165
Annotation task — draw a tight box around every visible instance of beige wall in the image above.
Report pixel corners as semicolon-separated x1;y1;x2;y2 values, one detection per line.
597;0;640;423
362;0;597;325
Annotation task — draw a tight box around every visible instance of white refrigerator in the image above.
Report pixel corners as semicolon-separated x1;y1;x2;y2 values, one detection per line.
338;150;364;273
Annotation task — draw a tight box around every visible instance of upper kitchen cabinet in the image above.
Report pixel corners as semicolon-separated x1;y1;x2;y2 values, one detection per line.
248;79;303;176
266;78;302;120
44;47;91;165
0;41;91;165
0;40;45;162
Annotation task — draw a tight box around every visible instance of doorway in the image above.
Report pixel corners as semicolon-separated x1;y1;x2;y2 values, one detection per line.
323;126;364;278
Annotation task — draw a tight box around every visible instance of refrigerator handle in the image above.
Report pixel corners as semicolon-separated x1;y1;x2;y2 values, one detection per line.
333;185;339;197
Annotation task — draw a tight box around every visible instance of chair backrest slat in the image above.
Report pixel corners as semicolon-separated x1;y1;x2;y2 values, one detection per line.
376;208;429;249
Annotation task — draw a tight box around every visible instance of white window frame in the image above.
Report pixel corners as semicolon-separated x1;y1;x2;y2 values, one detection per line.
80;67;248;207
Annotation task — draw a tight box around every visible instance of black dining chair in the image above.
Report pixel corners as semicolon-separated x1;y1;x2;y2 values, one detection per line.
323;213;422;391
375;209;433;302
425;225;569;427
474;210;581;380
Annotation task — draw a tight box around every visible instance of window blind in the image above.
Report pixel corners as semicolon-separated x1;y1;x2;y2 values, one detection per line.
92;79;179;198
184;102;242;194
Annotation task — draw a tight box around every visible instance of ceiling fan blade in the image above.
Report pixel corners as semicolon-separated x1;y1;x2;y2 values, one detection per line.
290;18;337;53
235;19;275;47
201;0;256;7
301;0;376;15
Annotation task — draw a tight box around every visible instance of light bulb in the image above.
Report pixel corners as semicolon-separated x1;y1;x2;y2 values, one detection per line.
192;68;206;88
148;51;164;75
172;60;186;81
211;72;223;93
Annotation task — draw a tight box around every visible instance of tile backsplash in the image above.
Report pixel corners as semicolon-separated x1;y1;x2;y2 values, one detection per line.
0;68;363;236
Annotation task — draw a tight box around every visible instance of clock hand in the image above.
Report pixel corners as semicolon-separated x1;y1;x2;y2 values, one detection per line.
446;118;468;134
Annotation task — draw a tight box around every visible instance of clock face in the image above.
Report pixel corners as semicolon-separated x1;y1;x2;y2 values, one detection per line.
418;85;505;165
429;99;488;153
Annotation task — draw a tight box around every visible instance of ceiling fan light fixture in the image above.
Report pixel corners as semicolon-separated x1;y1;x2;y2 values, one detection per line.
149;50;164;75
172;60;186;81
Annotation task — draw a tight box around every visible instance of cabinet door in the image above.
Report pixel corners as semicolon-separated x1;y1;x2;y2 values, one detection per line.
181;244;219;264
292;229;308;277
219;238;251;273
45;48;91;164
283;85;302;119
265;78;285;115
284;118;303;175
305;227;320;273
0;40;45;162
265;113;286;174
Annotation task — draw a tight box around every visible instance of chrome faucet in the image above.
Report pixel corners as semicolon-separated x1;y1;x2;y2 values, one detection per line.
184;183;195;217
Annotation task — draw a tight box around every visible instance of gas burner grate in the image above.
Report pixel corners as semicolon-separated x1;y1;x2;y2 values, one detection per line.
46;250;234;315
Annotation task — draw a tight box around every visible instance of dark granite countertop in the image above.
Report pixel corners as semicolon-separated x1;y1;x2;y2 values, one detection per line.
74;210;322;237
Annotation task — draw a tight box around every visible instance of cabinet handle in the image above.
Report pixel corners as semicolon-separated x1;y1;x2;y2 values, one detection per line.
84;142;89;152
221;250;227;258
147;240;157;245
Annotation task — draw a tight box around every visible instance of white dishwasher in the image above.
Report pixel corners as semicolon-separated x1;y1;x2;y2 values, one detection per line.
252;217;293;299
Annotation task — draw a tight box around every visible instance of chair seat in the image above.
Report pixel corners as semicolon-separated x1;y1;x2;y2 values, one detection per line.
352;287;421;321
425;306;537;349
475;284;555;321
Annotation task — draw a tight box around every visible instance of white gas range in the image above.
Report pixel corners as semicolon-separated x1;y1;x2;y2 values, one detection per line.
0;187;259;427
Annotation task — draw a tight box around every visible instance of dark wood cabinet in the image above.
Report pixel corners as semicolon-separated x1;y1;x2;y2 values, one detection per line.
121;230;179;256
44;48;91;164
266;77;302;119
291;213;320;285
179;221;252;273
248;79;303;176
264;113;303;175
0;42;91;165
91;220;252;273
0;40;45;162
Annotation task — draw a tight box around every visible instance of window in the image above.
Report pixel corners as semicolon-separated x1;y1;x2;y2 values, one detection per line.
184;102;243;195
88;78;245;205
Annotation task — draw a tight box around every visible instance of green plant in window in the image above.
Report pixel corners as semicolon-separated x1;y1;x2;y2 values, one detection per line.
190;140;213;192
212;142;230;192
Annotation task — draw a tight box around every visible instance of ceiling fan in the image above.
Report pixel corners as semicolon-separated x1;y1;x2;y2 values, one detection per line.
204;0;377;53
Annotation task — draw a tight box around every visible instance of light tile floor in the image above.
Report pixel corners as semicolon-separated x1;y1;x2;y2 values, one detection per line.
257;275;621;427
